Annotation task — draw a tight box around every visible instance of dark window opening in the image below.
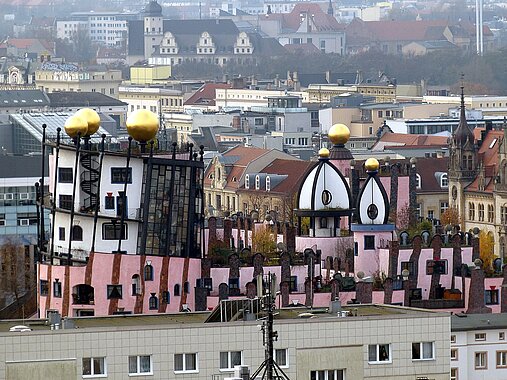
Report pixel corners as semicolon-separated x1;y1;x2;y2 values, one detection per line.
144;264;153;281
107;284;122;299
111;167;132;184
364;235;375;250
58;168;73;183
174;284;180;296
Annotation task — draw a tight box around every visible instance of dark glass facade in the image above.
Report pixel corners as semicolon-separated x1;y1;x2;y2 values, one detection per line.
138;157;203;258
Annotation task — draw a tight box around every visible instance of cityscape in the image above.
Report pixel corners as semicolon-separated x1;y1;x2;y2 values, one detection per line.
0;0;505;378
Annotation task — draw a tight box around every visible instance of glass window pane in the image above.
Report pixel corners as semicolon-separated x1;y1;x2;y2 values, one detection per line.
93;358;104;374
186;353;196;371
231;351;241;366
318;370;325;380
82;358;91;375
140;355;151;373
368;345;377;362
128;356;137;374
379;344;389;361
310;371;317;380
174;354;183;371
327;370;336;380
220;352;228;369
275;349;286;366
412;342;421;359
423;342;433;359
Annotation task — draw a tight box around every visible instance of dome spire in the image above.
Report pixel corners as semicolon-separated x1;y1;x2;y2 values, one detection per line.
453;74;474;146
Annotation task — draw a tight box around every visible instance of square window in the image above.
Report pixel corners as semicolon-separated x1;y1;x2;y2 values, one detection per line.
59;194;73;210
219;351;242;370
58;167;73;183
368;344;391;363
364;235;375;250
82;357;106;377
174;353;198;373
106;284;122;299
110;167;132;184
485;289;499;305
128;355;152;375
475;333;486;341
412;342;434;360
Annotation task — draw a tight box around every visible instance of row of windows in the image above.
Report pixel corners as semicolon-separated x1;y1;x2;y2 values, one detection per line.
57;223;127;241
81;350;288;377
415;173;448;189
59;167;131;184
368;342;435;364
468;202;494;222
451;331;506;343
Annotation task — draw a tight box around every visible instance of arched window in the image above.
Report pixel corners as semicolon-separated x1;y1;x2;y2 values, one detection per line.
469;202;475;220
255;175;260;190
183;281;190;294
144;263;153;281
174;284;181;296
71;225;83;241
266;176;271;191
245;174;250;189
467;156;473;170
149;293;158;310
131;274;140;296
462;155;467;170
217;168;221;181
320;217;328;229
478;204;485;221
440;174;448;188
415;174;421;189
488;205;494;223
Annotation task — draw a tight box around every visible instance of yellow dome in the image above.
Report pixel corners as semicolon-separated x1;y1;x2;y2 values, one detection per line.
365;157;380;172
64;115;88;139
75;108;101;136
126;109;159;142
318;148;330;158
328;123;350;145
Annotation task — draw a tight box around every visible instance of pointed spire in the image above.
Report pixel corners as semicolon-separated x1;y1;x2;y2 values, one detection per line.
327;0;333;15
453;74;474;146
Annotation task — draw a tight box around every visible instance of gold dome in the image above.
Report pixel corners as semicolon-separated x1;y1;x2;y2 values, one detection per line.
328;123;350;145
64;115;88;139
126;109;159;142
365;157;380;172
318;148;330;158
75;108;101;136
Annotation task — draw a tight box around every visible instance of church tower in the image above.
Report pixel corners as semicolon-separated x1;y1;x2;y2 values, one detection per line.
448;83;477;221
143;0;164;59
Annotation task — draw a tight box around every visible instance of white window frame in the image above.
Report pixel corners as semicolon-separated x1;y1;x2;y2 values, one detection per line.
415;173;421;189
451;335;456;343
368;344;391;364
128;355;153;376
255;175;260;190
475;333;486;341
275;348;289;368
19;192;30;200
412;341;435;361
82;357;107;378
174;353;198;374
451;348;458;361
266;176;271;192
310;369;345;380
219;351;242;371
19;219;29;226
450;367;458;380
440;173;448;188
497;351;507;368
245;174;249;189
475;351;487;369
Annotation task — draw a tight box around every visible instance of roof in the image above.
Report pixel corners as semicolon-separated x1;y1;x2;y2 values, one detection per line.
284;43;321;55
466;129;503;193
372;132;449;152
185;83;231;106
2;38;53;52
452;313;507;331
47;92;127;107
265;3;345;32
0;90;49;107
416;157;449;193
143;0;162;16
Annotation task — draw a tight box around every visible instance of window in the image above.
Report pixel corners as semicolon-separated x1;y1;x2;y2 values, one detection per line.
475;351;487;369
82;357;106;377
368;344;391;363
106;284;122;299
440;173;448;188
275;348;288;367
174;353;198;373
451;348;458;361
310;369;345;380
478;203;485;221
129;355;152;375
364;235;375;250
131;275;140;295
245;174;250;189
59;227;65;241
497;351;507;368
485;289;499;305
174;284;180;296
149;293;158;310
320;217;328;229
412;342;434;360
427;210;434;219
53;280;62;298
266;176;271;191
72;225;83;241
450;368;458;380
415;173;421;189
451;335;456;343
469;202;475;220
104;196;115;209
475;333;486;341
500;332;505;340
289;276;298;292
426;259;447;275
255;175;260;190
102;223;127;240
110;167;132;184
220;351;242;370
58;168;73;183
144;264;153;281
229;278;239;289
488;205;494;223
40;280;49;296
440;201;449;215
183;281;190;294
59;194;73;210
162;291;170;303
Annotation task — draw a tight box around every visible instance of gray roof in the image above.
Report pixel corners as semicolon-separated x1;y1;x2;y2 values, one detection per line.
0;90;49;108
451;313;507;331
47;92;127;107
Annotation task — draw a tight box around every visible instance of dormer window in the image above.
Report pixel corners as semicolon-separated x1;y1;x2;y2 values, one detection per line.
255;175;260;190
245;174;250;189
416;173;421;189
266;176;271;191
440;173;448;188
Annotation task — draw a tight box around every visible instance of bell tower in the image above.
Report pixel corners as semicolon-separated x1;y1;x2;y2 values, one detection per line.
143;0;164;59
448;82;477;220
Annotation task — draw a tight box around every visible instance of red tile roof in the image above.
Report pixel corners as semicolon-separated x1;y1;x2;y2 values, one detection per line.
466;129;503;193
374;132;449;150
184;83;231;106
416;157;449;193
255;159;313;194
284;43;321;55
265;3;345;32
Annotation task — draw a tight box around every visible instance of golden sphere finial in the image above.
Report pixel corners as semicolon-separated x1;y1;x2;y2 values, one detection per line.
365;157;380;172
64;115;88;139
126;109;159;142
318;148;330;158
328;123;350;145
75;108;101;136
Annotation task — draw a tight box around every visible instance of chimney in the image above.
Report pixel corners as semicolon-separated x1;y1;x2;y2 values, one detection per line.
326;70;331;84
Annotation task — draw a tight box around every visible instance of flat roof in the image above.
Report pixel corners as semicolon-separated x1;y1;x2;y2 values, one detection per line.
451;313;507;331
